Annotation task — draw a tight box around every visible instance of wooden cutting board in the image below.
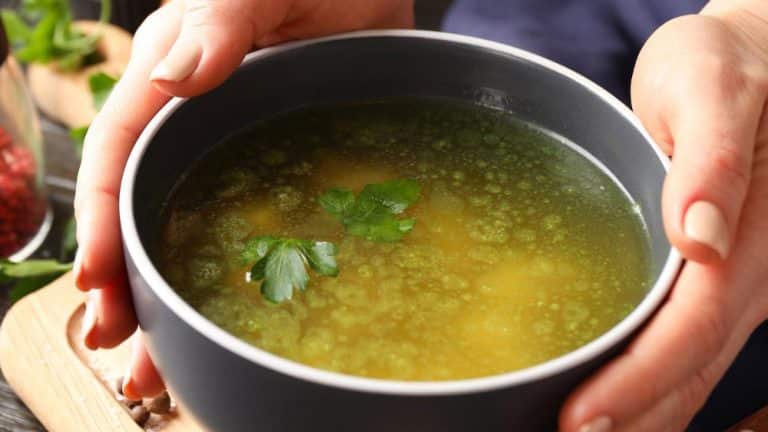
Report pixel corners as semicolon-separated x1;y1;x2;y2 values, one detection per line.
0;272;204;432
0;272;765;432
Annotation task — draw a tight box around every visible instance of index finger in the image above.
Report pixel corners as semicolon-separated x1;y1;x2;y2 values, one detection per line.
74;2;183;291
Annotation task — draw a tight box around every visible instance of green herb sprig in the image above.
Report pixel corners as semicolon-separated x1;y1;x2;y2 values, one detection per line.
0;259;72;302
2;0;112;71
319;178;420;242
241;236;338;303
69;71;118;153
241;179;419;304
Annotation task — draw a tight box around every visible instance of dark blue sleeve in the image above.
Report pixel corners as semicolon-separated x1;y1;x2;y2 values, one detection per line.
443;1;768;430
442;0;703;103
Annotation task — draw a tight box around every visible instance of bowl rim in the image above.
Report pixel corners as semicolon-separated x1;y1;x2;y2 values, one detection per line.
120;29;682;396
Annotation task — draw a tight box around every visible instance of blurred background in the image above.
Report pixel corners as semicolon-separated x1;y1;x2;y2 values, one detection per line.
0;1;454;430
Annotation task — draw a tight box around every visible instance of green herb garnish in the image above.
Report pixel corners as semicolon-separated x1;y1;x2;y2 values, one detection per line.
60;216;77;261
2;0;112;71
319;179;420;242
241;236;338;303
69;71;118;155
88;71;117;109
0;259;72;302
69;125;87;154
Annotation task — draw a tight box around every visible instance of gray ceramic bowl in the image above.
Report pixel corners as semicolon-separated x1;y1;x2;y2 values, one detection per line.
120;30;681;431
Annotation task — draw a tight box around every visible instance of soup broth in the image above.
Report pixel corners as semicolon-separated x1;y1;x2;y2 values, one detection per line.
157;99;651;381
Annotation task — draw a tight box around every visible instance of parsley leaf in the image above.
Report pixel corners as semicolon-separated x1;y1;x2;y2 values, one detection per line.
316;188;355;218
2;0;112;71
89;71;117;109
69;125;87;155
319;179;420;242
241;236;279;265
69;71;118;156
60;216;78;261
242;237;338;303
1;10;31;43
300;241;339;277
0;259;72;303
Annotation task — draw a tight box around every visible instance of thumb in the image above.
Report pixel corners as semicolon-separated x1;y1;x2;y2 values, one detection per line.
659;75;762;263
632;35;764;263
149;0;289;97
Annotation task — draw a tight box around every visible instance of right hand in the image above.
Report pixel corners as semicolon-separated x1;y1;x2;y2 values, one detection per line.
74;0;414;399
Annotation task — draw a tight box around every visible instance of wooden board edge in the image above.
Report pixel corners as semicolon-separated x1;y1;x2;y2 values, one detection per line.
0;272;141;432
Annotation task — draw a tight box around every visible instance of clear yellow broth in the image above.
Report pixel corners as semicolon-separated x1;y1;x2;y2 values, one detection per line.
157;99;652;381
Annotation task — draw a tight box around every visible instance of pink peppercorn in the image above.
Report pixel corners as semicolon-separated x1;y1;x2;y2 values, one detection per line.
0;126;46;258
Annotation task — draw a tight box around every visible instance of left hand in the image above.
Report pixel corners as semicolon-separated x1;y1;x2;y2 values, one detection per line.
559;5;768;431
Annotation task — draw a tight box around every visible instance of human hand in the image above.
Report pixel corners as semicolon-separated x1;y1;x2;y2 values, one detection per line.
560;4;768;431
73;0;413;400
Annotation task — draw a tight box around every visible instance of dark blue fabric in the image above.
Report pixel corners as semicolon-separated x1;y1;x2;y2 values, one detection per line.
443;2;768;430
443;0;702;102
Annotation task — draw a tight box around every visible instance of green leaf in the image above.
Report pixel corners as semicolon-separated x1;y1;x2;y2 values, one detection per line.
0;259;72;278
242;237;338;303
320;179;420;242
301;241;338;276
348;216;416;243
60;216;77;261
249;256;269;281
9;273;60;302
318;188;355;218
0;259;72;303
4;0;112;68
56;48;84;71
14;12;58;63
261;242;309;303
88;72;117;109
241;236;279;265
69;125;88;156
360;179;420;214
1;10;32;45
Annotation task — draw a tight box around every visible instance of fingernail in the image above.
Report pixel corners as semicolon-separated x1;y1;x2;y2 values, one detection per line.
150;40;202;82
684;200;730;259
81;296;98;349
578;416;613;432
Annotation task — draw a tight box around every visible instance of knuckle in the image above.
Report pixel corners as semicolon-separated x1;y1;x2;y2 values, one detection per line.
184;0;226;30
182;0;253;35
691;305;729;361
675;367;717;416
707;142;752;191
184;0;211;17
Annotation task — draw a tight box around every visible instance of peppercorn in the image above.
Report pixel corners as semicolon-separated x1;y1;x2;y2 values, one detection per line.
146;391;171;415
0;126;46;257
130;405;150;426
